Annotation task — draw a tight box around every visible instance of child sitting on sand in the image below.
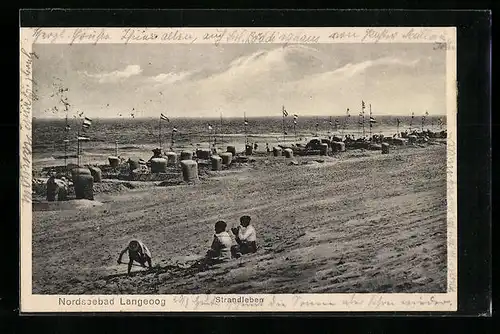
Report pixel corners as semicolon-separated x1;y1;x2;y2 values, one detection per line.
206;221;241;260
231;215;257;254
117;239;153;275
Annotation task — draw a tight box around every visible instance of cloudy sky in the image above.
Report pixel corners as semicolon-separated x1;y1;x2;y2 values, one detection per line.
33;43;446;119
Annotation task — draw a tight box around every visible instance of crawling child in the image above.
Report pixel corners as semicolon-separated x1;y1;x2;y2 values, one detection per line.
117;239;153;275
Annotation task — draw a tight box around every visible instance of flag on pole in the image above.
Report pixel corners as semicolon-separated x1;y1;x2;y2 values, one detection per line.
293;114;298;120
369;117;377;123
282;105;288;117
77;136;90;141
362;101;366;109
160;113;169;122
82;117;92;129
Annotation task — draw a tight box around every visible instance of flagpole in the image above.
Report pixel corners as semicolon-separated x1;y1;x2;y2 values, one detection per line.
410;111;413;133
362;102;365;138
294;121;297;143
422;110;426;132
115;140;118;157
369;104;372;139
64;114;68;171
282;107;285;144
159;116;162;150
244;111;248;146
213;121;217;149
64;140;67;170
77;127;80;166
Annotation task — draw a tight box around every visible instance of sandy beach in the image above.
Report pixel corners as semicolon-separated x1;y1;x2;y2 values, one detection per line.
32;142;447;294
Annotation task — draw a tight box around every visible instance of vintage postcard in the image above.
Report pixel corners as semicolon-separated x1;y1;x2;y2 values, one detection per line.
20;27;457;312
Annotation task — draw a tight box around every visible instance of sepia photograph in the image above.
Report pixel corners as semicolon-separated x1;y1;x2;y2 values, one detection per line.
20;27;457;312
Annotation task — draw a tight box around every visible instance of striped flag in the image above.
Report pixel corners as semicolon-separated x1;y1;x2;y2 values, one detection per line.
160;113;169;122
82;117;92;129
282;105;288;117
244;120;249;126
369;117;377;123
77;136;90;141
293;114;298;120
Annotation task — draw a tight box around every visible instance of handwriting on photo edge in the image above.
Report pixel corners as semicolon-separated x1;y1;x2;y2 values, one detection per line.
30;27;454;47
168;294;453;310
20;49;36;205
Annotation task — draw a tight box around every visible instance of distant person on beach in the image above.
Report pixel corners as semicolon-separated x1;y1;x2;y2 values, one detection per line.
149;148;163;161
231;215;257;255
117;239;153;275
206;221;240;260
254;143;258;150
266;143;270;153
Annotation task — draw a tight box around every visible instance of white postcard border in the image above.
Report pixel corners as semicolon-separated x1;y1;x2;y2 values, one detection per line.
19;27;457;313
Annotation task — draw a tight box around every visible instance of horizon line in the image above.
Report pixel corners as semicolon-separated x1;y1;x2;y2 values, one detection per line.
33;114;447;120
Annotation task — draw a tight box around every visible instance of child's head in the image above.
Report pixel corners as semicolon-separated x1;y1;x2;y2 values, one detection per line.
129;240;140;252
215;220;227;233
239;215;251;227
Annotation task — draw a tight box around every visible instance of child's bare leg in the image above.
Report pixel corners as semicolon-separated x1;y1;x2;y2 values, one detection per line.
128;255;133;275
127;262;132;275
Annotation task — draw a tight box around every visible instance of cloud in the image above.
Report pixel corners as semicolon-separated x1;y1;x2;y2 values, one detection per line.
223;44;324;78
149;71;194;85
79;64;143;83
329;57;420;78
